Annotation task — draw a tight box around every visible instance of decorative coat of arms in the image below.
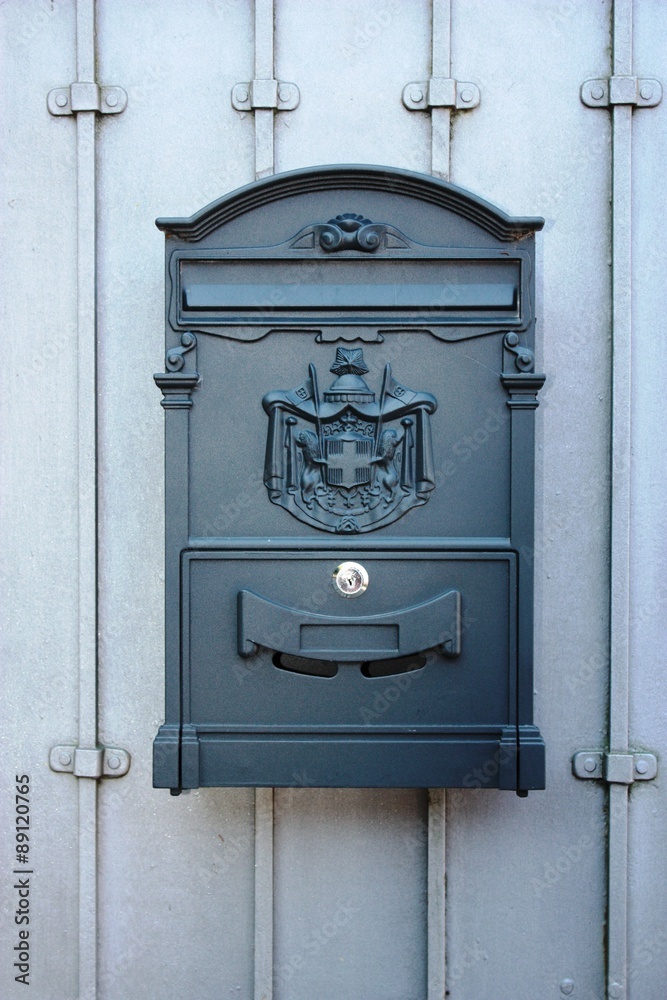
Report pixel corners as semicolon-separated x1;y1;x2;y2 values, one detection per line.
263;349;437;533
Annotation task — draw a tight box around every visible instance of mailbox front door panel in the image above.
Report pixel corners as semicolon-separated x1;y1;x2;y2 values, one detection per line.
184;550;516;787
154;164;545;792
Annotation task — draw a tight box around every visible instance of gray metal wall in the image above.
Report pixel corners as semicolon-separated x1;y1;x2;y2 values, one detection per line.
1;1;665;998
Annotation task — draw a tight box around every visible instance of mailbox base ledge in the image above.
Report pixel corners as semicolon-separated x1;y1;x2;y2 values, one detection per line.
152;724;181;788
151;731;546;792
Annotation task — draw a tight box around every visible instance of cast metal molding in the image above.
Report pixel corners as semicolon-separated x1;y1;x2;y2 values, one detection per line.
47;81;127;116
572;751;657;784
49;745;131;779
580;75;662;109
231;79;300;112
504;332;535;373
402;77;480;112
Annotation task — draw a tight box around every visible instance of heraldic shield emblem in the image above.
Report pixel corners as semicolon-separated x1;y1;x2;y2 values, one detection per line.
262;349;437;533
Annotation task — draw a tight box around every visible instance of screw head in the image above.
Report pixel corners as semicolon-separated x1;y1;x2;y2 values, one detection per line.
591;85;605;101
278;86;290;103
460;88;474;104
560;980;575;996
106;754;121;770
59;751;72;766
410;88;424;104
236;87;249;104
640;85;654;101
609;983;624;999
584;756;598;773
55;94;68;108
635;759;648;774
105;92;119;108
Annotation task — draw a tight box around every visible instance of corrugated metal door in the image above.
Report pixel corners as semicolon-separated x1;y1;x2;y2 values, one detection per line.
1;2;666;998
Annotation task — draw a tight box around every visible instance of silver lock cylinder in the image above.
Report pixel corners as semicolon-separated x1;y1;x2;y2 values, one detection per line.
333;561;369;598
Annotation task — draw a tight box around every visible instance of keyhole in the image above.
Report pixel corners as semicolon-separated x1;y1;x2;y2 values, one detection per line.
333;561;369;597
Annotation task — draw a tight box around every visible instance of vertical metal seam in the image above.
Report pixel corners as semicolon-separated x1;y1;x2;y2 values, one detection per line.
75;0;99;997
607;1;633;998
254;788;275;1000
254;0;275;179
430;0;451;180
427;789;447;1000
429;4;450;995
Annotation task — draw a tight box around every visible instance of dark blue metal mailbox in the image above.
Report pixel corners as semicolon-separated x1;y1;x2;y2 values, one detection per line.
153;164;546;794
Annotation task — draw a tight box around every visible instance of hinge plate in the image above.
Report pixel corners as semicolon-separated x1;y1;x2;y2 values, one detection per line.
231;79;300;112
48;82;128;116
49;745;131;778
573;751;657;784
581;76;662;108
402;78;480;112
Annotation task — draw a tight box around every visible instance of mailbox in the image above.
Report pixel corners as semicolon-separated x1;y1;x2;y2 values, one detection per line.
153;164;546;794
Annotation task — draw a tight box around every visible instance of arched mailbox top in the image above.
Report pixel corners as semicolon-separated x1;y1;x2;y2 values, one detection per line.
158;165;543;344
156;163;544;243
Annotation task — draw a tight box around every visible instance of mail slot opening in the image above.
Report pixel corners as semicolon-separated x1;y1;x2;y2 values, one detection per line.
273;652;338;678
361;653;427;678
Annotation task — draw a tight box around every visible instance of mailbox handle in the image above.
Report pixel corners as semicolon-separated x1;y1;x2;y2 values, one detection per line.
238;588;461;662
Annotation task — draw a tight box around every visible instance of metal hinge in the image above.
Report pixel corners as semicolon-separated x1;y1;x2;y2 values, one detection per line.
573;751;657;784
49;745;131;779
581;76;662;109
47;81;128;117
231;79;300;112
402;77;480;112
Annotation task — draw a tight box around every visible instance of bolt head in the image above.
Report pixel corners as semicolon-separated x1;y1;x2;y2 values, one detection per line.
59;752;72;766
105;92;119;108
640;85;654;101
584;756;597;773
635;759;648;774
410;88;424;104
609;983;624;999
278;86;290;103
591;85;605;101
55;94;68;108
560;980;575;996
106;754;121;770
236;87;249;104
460;88;474;104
